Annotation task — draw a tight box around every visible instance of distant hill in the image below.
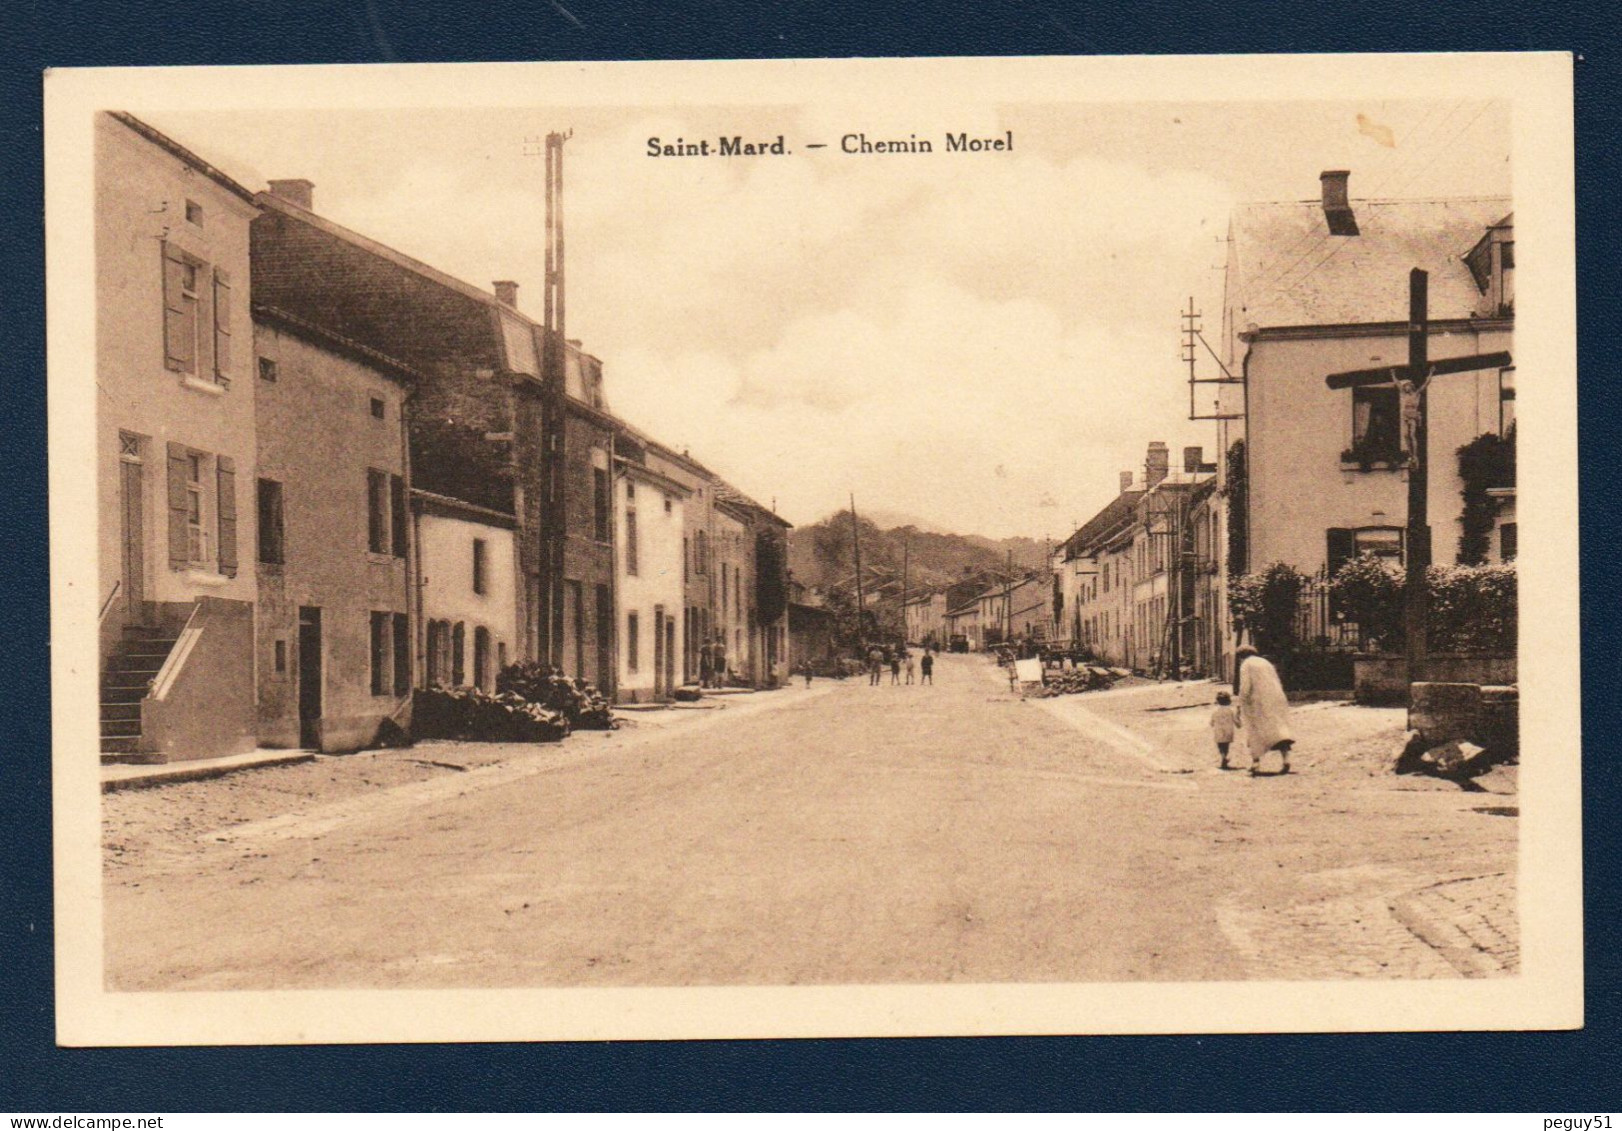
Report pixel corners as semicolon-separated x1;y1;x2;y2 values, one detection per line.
789;511;1050;596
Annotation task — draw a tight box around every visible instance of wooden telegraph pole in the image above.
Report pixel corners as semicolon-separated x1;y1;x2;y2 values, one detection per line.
849;494;865;647
900;531;910;646
1325;267;1511;696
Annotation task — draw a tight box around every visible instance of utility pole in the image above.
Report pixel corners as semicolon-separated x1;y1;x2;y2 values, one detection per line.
1004;546;1014;646
900;532;910;645
849;494;865;647
1324;267;1511;700
533;129;572;669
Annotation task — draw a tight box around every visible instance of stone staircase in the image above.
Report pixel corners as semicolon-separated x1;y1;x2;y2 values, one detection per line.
100;625;179;762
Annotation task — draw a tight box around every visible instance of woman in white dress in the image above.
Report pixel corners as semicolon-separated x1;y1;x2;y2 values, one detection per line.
1235;644;1294;775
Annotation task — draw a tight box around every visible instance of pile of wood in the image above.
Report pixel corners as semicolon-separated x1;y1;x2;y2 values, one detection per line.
1026;666;1125;698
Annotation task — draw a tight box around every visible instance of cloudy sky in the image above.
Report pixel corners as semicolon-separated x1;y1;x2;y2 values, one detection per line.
145;97;1509;539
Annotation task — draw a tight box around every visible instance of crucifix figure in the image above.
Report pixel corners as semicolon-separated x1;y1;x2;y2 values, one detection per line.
1325;268;1512;688
1396;375;1423;468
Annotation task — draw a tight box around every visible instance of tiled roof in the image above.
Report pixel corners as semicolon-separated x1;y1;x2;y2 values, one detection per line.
1061;490;1144;559
108;112;258;204
1229;196;1511;329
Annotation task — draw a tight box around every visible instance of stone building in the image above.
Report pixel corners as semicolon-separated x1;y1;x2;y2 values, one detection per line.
249;183;620;695
95;112;261;762
613;434;691;702
1221;172;1515;579
251;306;414;750
413;489;520;692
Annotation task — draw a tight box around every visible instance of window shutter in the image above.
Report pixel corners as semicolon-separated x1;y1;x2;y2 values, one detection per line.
216;455;238;577
1326;528;1355;577
167;442;190;568
390;474;408;558
213;268;232;379
161;243;195;373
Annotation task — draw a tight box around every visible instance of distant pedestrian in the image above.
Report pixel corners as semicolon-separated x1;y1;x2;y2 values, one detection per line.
920;651;934;684
802;660;814;689
904;651;916;684
867;645;884;686
1210;691;1237;770
1235;644;1294;775
889;652;901;685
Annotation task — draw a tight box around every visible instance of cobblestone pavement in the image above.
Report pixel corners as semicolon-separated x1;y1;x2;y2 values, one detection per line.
102;654;1516;989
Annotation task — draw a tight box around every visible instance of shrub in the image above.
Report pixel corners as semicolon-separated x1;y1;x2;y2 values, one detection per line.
412;686;570;743
1427;562;1517;652
1456;428;1516;564
1228;561;1309;656
496;661;618;729
1329;552;1406;651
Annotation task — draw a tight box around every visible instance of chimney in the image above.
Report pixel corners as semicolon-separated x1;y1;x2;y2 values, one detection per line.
1119;471;1134;493
267;178;314;211
493;280;520;308
1320;170;1359;236
1183;446;1204;473
1145;441;1170;489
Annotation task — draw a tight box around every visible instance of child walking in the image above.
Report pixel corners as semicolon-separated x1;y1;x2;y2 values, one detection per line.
1210;691;1238;770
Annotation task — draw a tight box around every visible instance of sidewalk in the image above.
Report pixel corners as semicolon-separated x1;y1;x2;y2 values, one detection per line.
102;748;314;792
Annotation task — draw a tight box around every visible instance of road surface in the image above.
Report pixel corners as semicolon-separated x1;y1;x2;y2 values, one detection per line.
103;653;1516;989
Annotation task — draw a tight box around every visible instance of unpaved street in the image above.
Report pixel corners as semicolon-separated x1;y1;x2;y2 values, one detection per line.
103;654;1516;989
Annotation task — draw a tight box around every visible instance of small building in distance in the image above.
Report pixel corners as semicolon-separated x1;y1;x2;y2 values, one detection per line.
904;590;947;650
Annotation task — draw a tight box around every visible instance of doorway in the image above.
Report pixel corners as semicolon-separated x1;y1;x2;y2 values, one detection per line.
119;435;145;619
298;606;323;749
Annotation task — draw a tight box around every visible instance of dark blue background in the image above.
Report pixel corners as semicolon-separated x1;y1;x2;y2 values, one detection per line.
4;1;1617;1112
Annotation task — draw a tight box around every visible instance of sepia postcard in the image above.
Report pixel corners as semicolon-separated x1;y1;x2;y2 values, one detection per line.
45;52;1580;1044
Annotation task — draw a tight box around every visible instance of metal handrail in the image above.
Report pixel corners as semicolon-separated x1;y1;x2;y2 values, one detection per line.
99;579;122;623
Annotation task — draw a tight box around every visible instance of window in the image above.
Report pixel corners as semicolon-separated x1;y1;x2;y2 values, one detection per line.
1500;368;1516;436
390;475;408;558
1350;385;1401;461
392;613;411;696
684;536;690;584
1500;241;1514;270
627;611;640;673
664;494;673;515
186;454;204;562
1500;522;1518;562
370;397;385;420
426;620;444;685
452;622;466;686
257;478;285;565
274;639;287;674
1327;526;1405;578
367;469;389;554
370;612;390;695
695;530;709;576
185;199;203;226
625;483;639;577
593;467;611;542
472;537;487;595
258;357;278;382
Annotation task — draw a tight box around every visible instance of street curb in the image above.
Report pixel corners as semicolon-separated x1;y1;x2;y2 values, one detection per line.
1388;872;1516;977
102;751;316;793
